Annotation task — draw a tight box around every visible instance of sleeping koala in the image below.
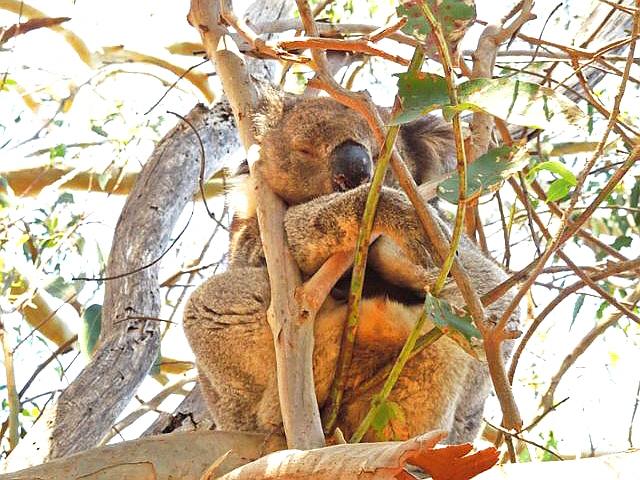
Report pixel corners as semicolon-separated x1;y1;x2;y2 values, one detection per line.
184;92;518;443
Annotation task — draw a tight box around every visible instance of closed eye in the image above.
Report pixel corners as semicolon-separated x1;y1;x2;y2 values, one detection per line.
295;147;314;156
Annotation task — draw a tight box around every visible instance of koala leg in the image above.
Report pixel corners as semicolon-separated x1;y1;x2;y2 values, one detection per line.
447;361;491;443
183;266;280;432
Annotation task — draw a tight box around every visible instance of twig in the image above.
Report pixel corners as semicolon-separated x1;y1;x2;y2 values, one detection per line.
565;5;639;217
254;19;418;47
522;397;569;433
507;176;640;325
417;2;468;293
322;49;423;437
18;335;78;400
189;0;325;449
536;282;640;419
0;321;19;450
515;173;541;255
484;418;564;461
629;376;640;448
278;37;410;66
219;0;303;62
365;16;408;43
508;257;640;383
100;375;197;445
496;192;512;269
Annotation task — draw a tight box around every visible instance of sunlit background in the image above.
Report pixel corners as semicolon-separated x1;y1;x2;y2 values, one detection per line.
1;0;639;461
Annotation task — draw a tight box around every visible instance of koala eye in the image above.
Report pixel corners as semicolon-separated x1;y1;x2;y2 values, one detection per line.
295;147;314;156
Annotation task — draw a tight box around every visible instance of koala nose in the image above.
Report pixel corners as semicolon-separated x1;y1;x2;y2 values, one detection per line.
330;140;372;192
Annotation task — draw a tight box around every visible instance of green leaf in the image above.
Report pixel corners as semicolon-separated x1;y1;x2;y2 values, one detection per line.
424;292;483;359
527;160;577;185
0;77;16;91
437;146;529;204
541;430;559;462
454;78;585;129
54;192;75;207
91;124;108;137
611;235;632;251
371;399;405;440
79;304;102;358
49;144;66;160
97;170;111;190
546;178;572;202
393;71;449;124
397;0;476;43
570;293;585;331
393;75;584;130
44;276;82;300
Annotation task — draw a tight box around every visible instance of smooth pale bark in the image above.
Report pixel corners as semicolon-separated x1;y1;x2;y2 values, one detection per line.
3;102;240;472
0;431;285;480
189;0;325;449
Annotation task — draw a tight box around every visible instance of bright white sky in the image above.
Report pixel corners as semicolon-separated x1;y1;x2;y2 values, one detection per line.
1;0;639;459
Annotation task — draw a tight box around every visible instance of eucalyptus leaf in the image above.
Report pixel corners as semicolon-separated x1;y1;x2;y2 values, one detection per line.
44;276;82;300
394;71;449;125
424;292;483;359
527;160;577;185
546;178;572;202
570;293;585;331
79;304;102;358
455;78;585;129
392;74;584;130
437;146;529;204
97;171;111;191
397;0;476;43
371;399;405;440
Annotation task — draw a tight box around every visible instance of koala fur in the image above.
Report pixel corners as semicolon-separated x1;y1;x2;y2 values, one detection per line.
183;93;519;443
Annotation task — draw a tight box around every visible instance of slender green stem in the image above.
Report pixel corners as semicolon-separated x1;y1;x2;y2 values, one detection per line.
323;47;425;434
349;6;471;442
349;302;441;443
418;3;469;295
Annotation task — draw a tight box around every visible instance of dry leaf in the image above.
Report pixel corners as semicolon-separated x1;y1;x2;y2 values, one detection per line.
216;431;498;480
0;17;70;45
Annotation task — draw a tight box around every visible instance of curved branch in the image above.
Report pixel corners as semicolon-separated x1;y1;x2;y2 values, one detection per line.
3;102;240;471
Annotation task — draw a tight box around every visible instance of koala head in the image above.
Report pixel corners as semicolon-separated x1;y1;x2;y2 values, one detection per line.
254;93;378;206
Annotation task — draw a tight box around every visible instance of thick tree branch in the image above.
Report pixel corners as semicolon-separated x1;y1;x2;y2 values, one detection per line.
0;431;285;480
3;102;239;471
188;0;325;449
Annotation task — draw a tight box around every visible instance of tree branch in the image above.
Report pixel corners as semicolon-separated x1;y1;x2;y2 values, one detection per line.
3;102;239;471
188;0;325;450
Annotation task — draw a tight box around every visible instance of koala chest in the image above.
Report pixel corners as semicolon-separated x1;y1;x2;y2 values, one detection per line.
312;294;428;405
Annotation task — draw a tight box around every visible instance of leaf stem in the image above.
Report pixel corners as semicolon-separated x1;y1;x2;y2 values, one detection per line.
349;4;472;442
417;3;469;294
349;301;438;443
323;47;425;434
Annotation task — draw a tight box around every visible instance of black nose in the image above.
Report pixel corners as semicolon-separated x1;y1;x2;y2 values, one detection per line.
330;141;372;192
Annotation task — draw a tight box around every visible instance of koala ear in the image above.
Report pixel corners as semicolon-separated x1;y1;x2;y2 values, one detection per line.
253;86;297;141
399;115;456;184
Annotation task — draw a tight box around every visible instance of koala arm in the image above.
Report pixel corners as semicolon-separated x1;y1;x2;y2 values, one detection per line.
284;183;436;275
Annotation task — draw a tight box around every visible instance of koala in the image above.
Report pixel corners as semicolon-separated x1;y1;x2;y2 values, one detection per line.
183;93;519;444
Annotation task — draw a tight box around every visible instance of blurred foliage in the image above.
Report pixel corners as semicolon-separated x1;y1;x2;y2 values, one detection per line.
0;0;638;462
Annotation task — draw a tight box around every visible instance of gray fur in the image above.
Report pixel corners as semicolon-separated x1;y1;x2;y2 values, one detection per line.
184;94;519;443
